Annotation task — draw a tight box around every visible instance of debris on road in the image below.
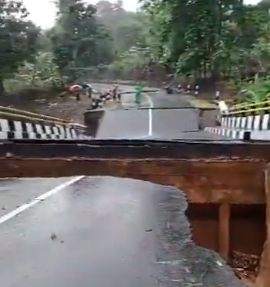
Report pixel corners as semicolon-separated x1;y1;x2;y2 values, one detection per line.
51;233;57;240
231;250;260;284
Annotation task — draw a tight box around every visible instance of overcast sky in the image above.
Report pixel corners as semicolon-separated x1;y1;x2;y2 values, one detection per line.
21;0;260;29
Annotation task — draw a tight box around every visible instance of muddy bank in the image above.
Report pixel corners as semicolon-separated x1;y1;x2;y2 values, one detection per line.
0;88;92;124
0;88;60;109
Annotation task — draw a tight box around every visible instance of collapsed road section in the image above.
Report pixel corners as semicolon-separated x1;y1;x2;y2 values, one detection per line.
0;138;269;286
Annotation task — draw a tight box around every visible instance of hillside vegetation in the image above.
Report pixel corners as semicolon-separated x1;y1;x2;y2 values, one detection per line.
1;0;270;103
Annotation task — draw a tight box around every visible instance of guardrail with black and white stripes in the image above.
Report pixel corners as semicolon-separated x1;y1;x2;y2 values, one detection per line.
205;100;270;141
0;118;89;140
221;114;270;130
0;105;89;140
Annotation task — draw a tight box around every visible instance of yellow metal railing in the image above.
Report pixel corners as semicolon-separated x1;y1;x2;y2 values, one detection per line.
0;110;72;125
226;94;270;115
231;100;270;110
227;106;270;115
0;105;70;123
0;106;88;128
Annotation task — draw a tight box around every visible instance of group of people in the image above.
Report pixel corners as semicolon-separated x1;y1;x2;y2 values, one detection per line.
67;81;144;107
67;83;93;101
108;85;121;102
108;82;143;104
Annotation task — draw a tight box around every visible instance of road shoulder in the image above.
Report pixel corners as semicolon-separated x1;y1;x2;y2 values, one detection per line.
181;95;217;109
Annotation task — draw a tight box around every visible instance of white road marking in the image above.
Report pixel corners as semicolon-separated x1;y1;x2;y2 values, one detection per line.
0;176;84;225
92;83;154;135
144;93;153;136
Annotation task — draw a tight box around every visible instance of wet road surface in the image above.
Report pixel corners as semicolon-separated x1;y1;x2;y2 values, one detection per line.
0;84;244;287
0;178;71;217
0;177;245;287
95;85;229;140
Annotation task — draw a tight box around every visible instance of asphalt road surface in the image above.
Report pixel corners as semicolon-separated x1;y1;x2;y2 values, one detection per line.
93;83;229;140
0;85;244;287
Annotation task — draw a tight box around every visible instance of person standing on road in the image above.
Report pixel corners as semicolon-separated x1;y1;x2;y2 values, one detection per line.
80;83;92;98
69;84;82;101
135;82;142;104
115;85;121;102
111;85;116;101
111;84;120;101
117;90;121;102
85;84;93;98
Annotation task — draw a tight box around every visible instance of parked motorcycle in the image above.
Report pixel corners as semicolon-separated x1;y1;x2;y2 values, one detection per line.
165;85;173;94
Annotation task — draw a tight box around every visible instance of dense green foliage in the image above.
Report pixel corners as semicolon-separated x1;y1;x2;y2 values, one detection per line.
2;0;270;102
138;0;270;102
0;0;40;93
140;0;270;77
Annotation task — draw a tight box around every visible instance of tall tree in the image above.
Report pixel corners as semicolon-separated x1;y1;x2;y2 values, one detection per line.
0;0;39;93
49;0;113;80
139;0;270;80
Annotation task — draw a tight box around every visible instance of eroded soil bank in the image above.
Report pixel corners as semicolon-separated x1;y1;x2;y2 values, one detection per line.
0;89;93;123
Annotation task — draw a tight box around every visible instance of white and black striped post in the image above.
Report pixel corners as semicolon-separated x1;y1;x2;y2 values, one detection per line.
195;85;199;96
187;84;191;93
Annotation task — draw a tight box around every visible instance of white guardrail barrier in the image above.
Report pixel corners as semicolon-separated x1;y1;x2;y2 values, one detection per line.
205;100;270;141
